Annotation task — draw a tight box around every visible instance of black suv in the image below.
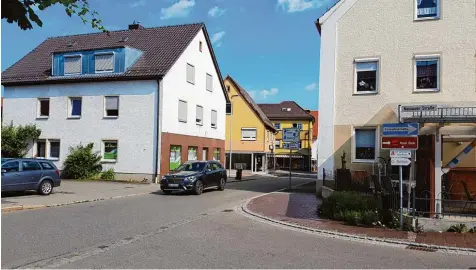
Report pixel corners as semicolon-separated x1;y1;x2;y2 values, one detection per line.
160;160;227;195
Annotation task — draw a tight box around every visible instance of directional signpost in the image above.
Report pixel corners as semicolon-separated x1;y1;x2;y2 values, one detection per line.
283;128;301;190
381;122;419;228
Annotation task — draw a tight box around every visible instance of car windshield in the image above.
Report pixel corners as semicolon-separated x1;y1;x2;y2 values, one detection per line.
175;162;206;172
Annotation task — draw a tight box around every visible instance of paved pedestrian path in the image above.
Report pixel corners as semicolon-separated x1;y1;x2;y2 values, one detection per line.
246;192;476;250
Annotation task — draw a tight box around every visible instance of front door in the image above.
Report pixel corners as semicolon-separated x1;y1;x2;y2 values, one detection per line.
202;148;208;161
1;160;23;191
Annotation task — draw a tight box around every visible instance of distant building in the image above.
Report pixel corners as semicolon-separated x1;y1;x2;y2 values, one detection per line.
308;110;318;171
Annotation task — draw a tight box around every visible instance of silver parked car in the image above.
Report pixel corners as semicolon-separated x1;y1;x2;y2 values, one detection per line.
1;158;61;195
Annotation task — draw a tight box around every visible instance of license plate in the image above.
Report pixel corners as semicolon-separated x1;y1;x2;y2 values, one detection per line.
168;183;179;187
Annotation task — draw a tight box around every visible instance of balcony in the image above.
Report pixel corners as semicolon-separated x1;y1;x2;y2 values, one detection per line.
400;106;476;124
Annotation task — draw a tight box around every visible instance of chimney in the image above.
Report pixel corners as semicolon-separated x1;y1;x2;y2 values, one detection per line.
129;21;144;30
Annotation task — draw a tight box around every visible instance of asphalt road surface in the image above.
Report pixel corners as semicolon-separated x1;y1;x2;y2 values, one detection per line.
2;177;475;269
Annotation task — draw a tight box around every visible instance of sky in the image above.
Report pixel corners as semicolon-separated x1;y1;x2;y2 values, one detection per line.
1;0;338;110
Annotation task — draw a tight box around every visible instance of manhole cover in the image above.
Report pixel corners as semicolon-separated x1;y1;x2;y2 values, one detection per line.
222;209;234;212
405;245;437;252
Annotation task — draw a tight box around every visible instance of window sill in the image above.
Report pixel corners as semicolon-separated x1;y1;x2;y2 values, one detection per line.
179;120;187;123
95;70;114;74
241;139;257;141
352;159;376;164
36;116;49;120
206;89;213;92
353;91;378;96
67;116;81;119
101;159;117;163
103;116;119;119
187;81;195;85
413;88;440;93
414;16;440;22
196;123;203;126
211;126;217;129
49;158;60;161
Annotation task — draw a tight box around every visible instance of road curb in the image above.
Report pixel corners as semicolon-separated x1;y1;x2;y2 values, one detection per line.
2;192;151;213
240;191;476;256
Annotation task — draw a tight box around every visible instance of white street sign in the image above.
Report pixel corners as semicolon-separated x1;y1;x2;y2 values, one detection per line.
390;149;411;158
391;157;411;166
401;105;438;112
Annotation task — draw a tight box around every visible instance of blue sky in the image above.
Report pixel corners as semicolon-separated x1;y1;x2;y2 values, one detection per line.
1;0;337;110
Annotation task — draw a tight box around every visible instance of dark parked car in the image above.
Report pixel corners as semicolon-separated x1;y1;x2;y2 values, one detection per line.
1;158;61;195
160;160;227;195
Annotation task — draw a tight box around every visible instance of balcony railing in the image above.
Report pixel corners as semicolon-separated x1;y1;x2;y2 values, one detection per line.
400;106;476;123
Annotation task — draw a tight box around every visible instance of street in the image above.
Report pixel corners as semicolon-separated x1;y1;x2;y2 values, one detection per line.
2;176;475;269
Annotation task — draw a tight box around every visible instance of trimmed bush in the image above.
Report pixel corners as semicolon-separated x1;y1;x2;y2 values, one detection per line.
319;191;381;219
62;143;102;179
342;210;361;226
100;168;115;180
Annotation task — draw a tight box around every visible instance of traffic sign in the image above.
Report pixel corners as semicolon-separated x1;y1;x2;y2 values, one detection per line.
381;136;419;150
401;105;437;112
283;128;300;142
283;142;300;149
382;123;419;137
391;158;411;166
390;149;411;158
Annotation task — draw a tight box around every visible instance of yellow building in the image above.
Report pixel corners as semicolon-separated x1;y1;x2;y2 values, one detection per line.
258;101;315;171
224;76;277;173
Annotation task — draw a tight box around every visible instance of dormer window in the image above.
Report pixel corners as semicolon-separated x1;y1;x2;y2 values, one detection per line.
95;53;114;73
64;55;82;75
281;108;291;112
415;0;439;20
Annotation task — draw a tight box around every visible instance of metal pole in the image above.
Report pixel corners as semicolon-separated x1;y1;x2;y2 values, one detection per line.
289;148;292;190
407;151;413;211
399;165;403;228
228;104;233;178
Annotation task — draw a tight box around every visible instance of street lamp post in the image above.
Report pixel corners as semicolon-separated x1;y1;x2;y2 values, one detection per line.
229;95;239;177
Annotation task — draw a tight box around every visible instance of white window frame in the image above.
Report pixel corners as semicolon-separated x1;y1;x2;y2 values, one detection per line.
48;139;61;160
186;63;195;84
414;0;440;21
274;140;281;149
354;58;379;95
35;139;60;160
211;109;217;128
351;126;379;163
241;128;257;141
206;73;213;92
196;105;203;126
178;100;188;123
274;123;281;130
94;52;115;73
63;54;82;75
102;140;118;162
414;54;441;93
68;97;82;119
104;96;119;118
37;98;50;119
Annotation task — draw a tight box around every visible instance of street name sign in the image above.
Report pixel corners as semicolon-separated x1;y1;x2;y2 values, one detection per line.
283;128;300;142
401;105;438;112
391;157;411;166
283;142;300;150
390;149;411;158
381;136;419;150
382;123;419;137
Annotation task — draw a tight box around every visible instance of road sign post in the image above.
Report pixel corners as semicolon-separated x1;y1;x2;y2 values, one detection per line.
283;128;300;190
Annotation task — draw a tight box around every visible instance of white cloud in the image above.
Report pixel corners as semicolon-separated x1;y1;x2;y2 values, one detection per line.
160;0;195;20
277;0;328;12
260;88;279;99
131;0;147;8
208;6;227;17
211;31;226;45
305;82;317;91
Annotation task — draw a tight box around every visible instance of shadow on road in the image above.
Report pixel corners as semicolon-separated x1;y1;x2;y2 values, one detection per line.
284;182;321;220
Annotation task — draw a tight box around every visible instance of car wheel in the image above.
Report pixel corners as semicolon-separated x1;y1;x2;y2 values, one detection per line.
38;180;53;196
217;178;226;191
162;190;172;195
193;180;203;195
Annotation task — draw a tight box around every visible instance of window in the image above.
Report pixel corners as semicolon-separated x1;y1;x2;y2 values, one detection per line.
188;147;198;161
69;97;82;118
178;100;188;123
215;162;223;169
206;73;213;91
64;55;81;75
22;161;42;171
281;108;291;112
415;56;440;92
95;53;114;73
186;63;195;84
416;0;439;19
210;162;218;171
293;123;303;130
202;148;208;161
274;123;281;130
104;96;119;117
36;140;46;158
355;60;379;94
274;140;281;149
103;141;118;161
196;105;203;125
199;41;203;52
226;103;232;115
40;162;54;170
38;98;50;118
2;161;20;173
353;128;377;162
211;110;217;128
170;146;182;170
241;128;257;141
49;140;60;159
213;148;220;161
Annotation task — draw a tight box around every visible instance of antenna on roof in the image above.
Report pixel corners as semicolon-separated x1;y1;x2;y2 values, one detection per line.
67;41;76;47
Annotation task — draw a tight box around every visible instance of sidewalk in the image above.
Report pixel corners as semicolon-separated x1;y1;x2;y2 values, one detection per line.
2;180;159;212
245;191;476;251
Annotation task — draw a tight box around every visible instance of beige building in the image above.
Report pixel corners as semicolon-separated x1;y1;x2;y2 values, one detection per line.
315;0;476;210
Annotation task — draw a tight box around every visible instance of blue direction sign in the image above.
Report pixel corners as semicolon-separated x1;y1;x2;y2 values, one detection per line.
382;123;419;137
283;128;300;142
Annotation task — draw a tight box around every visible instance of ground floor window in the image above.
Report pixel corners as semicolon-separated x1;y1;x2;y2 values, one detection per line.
354;128;377;162
49;140;60;159
36;139;61;160
36;140;46;158
202;148;208;161
213;148;220;161
103;140;118;161
170;145;182;170
188;146;197;161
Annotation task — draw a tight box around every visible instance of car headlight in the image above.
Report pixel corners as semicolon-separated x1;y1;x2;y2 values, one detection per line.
184;176;196;182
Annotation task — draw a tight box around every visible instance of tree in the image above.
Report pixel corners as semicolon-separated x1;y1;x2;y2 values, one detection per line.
62;143;102;179
1;122;41;157
2;0;106;32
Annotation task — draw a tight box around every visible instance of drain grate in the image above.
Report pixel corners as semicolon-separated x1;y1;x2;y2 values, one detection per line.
405;245;437;252
222;209;234;212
